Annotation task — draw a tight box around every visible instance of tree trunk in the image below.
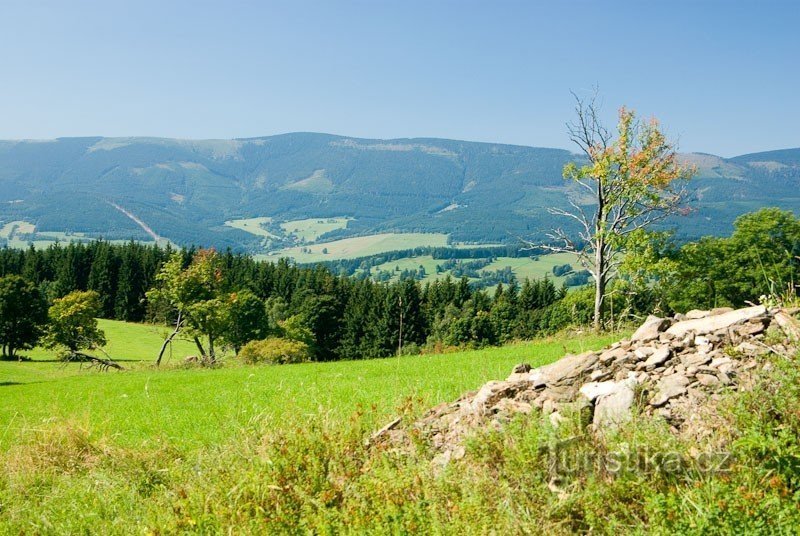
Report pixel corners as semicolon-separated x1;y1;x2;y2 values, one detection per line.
208;336;216;363
155;311;183;367
194;336;206;358
594;242;606;332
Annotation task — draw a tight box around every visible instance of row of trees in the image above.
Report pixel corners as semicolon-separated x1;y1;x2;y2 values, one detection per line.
0;240;590;362
2;207;796;363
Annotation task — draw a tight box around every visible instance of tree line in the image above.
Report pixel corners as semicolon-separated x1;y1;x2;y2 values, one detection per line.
0;241;581;361
0;207;797;362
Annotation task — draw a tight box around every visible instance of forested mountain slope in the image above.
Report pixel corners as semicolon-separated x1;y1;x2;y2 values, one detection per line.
0;134;797;250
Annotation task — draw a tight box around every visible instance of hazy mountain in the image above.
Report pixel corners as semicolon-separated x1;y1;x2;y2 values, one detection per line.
0;133;798;251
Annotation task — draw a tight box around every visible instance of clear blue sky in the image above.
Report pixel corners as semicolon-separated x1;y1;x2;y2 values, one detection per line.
0;0;797;156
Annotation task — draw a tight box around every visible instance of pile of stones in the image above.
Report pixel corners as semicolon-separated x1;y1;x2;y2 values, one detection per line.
377;305;800;465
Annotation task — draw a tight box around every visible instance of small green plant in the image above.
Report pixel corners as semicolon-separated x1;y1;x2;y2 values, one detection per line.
238;337;311;365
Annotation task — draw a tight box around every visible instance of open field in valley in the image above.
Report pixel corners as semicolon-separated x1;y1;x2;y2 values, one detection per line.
261;232;451;262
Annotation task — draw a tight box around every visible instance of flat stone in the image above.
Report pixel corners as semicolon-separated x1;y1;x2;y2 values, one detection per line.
599;346;628;364
650;374;691;407
643;347;671;369
593;377;638;430
491;398;532;416
696;374;720;387
682;353;711;367
666;306;767;338
710;357;734;374
630;315;671;342
469;380;528;415
527;351;598;388
635;346;656;359
579;380;619;402
685;309;711;320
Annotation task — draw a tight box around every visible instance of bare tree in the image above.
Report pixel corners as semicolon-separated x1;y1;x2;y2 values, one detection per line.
539;91;693;331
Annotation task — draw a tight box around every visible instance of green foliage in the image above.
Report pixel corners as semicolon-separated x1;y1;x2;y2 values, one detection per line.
631;208;800;312
225;290;269;353
0;275;47;358
238;337;311;365
44;290;106;355
147;250;229;359
277;315;317;348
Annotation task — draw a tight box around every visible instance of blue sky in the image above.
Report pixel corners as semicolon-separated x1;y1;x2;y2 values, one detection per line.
0;0;797;156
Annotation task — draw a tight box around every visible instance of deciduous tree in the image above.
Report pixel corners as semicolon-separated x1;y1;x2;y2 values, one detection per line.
44;290;106;359
540;92;693;330
0;275;47;359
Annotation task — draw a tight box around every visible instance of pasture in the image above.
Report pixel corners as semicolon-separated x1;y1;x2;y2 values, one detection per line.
279;217;351;242
263;232;451;262
0;320;619;453
368;251;581;286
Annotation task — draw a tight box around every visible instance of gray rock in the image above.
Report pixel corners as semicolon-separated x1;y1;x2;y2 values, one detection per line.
469;380;527;415
593;377;638;429
527;351;598;388
643;347;671;369
682;353;711;367
685;309;710;320
650;374;691;407
696;374;720;387
579;380;620;402
666;306;768;338
631;315;671;342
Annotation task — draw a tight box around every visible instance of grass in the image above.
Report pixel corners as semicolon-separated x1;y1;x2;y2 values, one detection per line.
484;252;580;282
279;217;351;242
369;252;581;286
223;216;278;239
263;232;450;262
3;318;800;532
0;322;620;453
0;220;158;249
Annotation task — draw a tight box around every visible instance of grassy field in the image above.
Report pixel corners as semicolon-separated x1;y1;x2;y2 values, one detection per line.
0;220;159;249
223;216;278;239
3;318;799;533
279;217;351;242
368;251;581;286
0;321;620;453
263;232;450;262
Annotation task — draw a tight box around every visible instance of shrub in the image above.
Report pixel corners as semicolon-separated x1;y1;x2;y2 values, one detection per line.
238;337;311;365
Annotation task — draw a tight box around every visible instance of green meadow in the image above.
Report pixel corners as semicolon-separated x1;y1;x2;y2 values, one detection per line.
0;320;620;453
369;251;580;286
263;232;451;262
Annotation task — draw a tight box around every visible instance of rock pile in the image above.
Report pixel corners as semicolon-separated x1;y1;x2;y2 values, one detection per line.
381;305;800;465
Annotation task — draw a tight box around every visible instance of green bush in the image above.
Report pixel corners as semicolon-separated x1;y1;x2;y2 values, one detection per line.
238;337;311;365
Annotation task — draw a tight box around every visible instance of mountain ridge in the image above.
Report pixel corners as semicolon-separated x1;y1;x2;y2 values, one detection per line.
1;133;798;252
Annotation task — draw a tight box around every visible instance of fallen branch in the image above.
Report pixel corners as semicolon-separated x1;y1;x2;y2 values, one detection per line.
67;352;125;371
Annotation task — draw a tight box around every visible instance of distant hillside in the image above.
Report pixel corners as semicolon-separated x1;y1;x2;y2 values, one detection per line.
0;134;798;251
